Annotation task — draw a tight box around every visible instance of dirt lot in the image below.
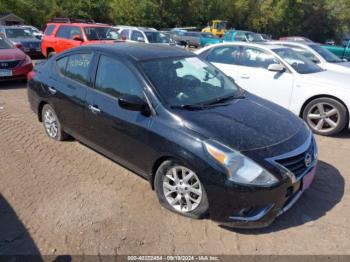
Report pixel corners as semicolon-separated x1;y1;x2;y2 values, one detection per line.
0;81;349;256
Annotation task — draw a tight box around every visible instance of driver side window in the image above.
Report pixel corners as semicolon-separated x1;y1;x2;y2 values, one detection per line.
131;31;145;42
241;47;279;69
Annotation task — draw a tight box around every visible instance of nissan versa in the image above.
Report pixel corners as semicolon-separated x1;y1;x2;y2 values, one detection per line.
27;43;318;228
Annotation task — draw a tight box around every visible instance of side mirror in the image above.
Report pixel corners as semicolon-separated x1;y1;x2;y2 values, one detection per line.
342;58;348;62
268;63;285;72
118;95;149;113
72;35;83;41
137;37;145;42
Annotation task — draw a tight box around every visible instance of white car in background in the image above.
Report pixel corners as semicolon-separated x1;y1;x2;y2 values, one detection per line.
195;42;350;136
268;41;350;74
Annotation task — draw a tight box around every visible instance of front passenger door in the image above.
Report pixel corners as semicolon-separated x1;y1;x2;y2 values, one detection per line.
237;47;294;109
84;55;155;173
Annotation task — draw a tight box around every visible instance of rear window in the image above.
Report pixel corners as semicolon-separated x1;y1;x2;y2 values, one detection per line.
45;25;56;36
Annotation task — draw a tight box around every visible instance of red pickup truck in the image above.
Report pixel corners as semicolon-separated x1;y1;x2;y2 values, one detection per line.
41;18;120;58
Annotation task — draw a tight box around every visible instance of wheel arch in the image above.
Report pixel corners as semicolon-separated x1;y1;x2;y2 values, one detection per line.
299;94;349;124
150;156;175;190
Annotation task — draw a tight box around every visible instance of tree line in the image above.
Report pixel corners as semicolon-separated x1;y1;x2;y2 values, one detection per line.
1;0;349;42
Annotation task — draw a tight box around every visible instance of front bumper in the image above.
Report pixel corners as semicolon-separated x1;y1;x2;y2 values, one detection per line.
0;63;33;81
206;134;317;229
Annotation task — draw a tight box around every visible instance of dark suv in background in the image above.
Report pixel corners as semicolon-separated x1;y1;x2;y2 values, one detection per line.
0;26;42;57
27;43;317;228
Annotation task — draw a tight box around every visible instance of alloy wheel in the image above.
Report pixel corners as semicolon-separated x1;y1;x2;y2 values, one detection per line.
162;166;202;213
43;108;58;138
306;102;340;133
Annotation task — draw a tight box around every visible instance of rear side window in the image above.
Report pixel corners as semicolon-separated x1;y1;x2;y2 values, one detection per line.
65;53;93;85
241;47;279;69
56;26;83;40
95;55;142;98
207;46;241;65
45;25;56;36
120;29;130;39
56;56;68;75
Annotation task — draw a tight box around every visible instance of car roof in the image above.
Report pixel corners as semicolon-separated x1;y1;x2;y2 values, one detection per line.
201;42;288;51
46;23;111;27
268;41;316;47
70;42;194;61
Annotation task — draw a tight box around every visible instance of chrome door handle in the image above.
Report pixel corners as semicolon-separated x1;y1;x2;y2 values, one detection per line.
240;74;250;79
47;86;56;94
88;105;101;114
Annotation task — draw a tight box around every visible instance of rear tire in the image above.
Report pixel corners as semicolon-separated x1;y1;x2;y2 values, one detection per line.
302;97;348;136
41;104;68;141
154;160;209;219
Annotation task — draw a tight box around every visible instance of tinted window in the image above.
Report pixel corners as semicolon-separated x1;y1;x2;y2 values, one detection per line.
287;46;320;63
207;46;240;65
95;56;142;98
65;54;92;85
45;25;55;36
56;26;82;40
56;56;68;75
241;47;279;69
131;31;145;42
145;32;170;43
309;44;342;63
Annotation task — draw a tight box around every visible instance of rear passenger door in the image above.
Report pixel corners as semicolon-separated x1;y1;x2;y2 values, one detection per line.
49;52;93;137
84;54;154;174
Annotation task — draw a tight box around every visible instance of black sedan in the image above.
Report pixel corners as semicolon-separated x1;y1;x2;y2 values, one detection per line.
27;43;318;228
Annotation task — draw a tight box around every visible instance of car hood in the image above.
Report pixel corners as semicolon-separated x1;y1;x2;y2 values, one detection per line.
173;93;305;152
0;48;26;61
323;62;350;73
297;70;350;90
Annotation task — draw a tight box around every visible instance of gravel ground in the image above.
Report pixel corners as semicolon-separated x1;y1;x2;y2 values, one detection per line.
0;81;349;256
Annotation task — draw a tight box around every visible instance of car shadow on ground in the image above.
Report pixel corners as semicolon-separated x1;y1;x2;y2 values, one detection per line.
0;194;42;258
0;80;27;90
221;160;345;234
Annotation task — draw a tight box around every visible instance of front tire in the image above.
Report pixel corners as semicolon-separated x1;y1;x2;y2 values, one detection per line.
154;160;209;219
42;104;68;141
302;97;348;136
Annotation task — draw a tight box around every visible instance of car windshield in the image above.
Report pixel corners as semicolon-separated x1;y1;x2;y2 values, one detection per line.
145;32;170;43
84;27;120;40
140;56;240;107
0;37;13;49
246;33;264;42
274;48;323;74
5;28;33;38
309;44;343;63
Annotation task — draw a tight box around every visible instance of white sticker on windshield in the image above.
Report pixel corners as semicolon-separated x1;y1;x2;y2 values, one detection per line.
185;57;207;69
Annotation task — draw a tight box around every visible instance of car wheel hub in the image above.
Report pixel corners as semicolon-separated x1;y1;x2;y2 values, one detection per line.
307;103;340;133
163;166;202;213
44;109;58;138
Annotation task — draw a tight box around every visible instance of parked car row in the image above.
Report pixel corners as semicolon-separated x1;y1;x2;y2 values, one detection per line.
3;19;350;229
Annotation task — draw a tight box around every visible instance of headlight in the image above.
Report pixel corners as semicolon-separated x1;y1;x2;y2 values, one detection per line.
203;140;278;186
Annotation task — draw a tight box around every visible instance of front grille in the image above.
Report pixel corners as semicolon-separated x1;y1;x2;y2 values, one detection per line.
0;60;21;69
275;138;315;179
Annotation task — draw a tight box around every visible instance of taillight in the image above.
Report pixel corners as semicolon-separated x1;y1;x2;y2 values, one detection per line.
27;71;36;81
